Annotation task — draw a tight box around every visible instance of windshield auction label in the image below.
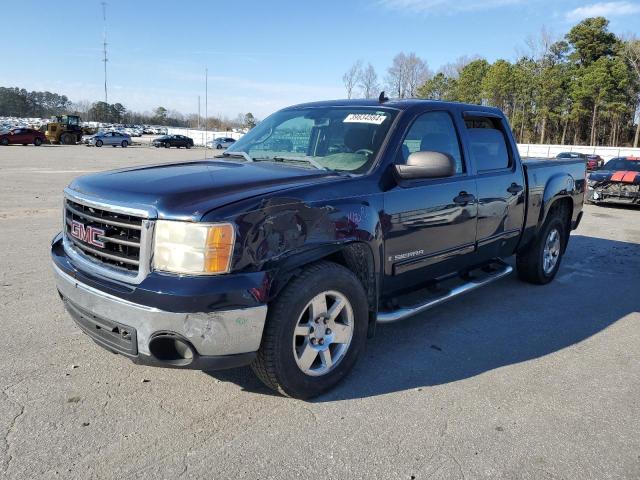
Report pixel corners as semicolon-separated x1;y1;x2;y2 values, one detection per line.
343;113;387;125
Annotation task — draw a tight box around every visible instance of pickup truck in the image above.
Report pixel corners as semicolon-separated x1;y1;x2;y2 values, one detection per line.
51;99;585;399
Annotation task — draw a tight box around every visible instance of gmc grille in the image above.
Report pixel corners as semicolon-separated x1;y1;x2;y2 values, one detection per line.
64;198;143;273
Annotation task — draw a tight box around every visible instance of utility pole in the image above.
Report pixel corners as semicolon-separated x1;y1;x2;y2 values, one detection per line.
197;95;201;129
205;68;208;158
101;2;108;104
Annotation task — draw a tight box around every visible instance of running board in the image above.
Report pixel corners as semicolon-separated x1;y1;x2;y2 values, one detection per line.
376;261;513;324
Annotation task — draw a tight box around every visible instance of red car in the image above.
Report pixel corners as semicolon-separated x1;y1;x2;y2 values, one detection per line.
586;154;604;170
0;127;46;146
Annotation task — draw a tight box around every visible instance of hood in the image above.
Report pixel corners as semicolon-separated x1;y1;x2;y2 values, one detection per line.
68;159;341;220
589;170;640;184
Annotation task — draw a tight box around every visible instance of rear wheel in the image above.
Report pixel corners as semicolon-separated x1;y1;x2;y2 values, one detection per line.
517;212;566;285
251;261;368;399
216;144;222;149
34;138;42;146
0;138;8;146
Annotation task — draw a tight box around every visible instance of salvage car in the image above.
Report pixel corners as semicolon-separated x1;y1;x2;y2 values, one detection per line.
587;156;640;206
51;99;585;399
0;127;46;146
152;134;194;149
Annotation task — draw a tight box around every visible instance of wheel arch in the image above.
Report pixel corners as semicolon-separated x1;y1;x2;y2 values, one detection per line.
268;241;379;337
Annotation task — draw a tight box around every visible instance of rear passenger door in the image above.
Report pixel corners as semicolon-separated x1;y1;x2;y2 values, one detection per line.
464;113;525;260
383;110;478;290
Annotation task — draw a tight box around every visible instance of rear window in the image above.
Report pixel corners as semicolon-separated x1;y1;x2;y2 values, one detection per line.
465;117;510;171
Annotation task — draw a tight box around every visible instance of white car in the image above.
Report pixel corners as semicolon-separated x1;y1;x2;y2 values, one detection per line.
208;137;236;149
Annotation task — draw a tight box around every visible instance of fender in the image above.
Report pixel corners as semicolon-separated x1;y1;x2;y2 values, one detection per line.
538;172;575;232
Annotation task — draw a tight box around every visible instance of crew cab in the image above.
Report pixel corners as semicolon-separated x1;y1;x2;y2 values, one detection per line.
51;99;585;399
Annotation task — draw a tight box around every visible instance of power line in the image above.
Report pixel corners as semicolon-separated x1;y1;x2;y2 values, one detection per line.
101;2;108;104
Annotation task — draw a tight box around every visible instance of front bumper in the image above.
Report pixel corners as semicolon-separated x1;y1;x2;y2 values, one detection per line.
52;235;268;370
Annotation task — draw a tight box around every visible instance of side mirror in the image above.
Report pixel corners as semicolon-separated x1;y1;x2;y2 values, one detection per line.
394;151;456;180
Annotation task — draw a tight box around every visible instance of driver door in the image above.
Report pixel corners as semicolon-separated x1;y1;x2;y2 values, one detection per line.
383;110;478;291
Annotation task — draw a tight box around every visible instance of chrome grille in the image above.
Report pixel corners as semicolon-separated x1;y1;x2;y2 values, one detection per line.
65;198;142;271
62;191;154;284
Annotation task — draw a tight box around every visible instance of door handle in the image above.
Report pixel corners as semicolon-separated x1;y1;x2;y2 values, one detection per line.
453;192;475;205
507;183;523;195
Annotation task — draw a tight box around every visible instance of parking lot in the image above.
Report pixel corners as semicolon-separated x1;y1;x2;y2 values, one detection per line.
1;143;639;479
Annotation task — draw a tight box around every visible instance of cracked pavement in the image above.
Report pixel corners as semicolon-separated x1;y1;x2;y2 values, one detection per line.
1;144;639;479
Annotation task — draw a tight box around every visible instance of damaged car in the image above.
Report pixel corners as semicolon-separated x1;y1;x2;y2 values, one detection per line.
587;156;640;206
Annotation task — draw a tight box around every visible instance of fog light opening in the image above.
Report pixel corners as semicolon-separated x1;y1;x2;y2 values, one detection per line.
149;334;195;366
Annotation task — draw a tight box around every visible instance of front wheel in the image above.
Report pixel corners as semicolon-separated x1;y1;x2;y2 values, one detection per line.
34;138;42;146
216;144;222;149
251;261;368;399
164;142;170;148
517;214;566;285
95;140;103;147
121;140;128;147
0;138;8;146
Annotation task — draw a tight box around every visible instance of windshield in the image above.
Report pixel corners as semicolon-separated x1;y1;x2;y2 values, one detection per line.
226;107;398;172
603;158;640;172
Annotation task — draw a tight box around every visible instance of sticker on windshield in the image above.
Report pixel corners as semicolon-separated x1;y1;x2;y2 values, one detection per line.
343;113;387;125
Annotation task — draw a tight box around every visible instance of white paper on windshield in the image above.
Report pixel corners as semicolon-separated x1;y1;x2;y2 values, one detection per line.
343;113;387;125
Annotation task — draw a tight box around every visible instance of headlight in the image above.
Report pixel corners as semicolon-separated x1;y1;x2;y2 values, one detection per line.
153;221;235;275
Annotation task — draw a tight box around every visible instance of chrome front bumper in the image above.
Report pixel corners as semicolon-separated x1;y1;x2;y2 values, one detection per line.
53;264;268;361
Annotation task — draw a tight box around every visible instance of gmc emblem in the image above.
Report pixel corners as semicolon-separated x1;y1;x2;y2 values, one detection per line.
70;220;105;248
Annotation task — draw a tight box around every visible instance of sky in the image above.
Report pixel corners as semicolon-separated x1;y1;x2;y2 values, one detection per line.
2;0;639;119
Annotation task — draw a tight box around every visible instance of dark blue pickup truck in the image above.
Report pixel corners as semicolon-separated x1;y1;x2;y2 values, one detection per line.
51;99;585;398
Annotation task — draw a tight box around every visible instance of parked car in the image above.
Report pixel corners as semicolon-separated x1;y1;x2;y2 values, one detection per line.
585;154;604;170
586;156;640;205
556;152;587;160
0;127;46;146
51;99;585;399
86;131;131;147
152;134;193;149
209;137;236;149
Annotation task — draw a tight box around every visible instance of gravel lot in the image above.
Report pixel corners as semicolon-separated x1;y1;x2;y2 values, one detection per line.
1;143;639;480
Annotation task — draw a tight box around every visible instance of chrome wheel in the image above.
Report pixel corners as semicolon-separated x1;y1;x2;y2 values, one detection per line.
292;290;354;377
543;228;561;275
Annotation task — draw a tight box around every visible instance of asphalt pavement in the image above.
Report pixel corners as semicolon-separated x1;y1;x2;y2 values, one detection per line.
1;143;639;479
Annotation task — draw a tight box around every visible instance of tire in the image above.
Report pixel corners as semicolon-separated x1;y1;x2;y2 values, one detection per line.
0;138;8;146
34;138;42;146
251;261;369;399
95;140;103;147
164;142;170;148
186;143;191;149
61;133;74;145
121;140;128;148
516;212;566;285
216;144;222;149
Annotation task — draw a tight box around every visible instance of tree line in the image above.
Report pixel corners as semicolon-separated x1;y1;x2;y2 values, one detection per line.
0;88;258;131
342;17;640;147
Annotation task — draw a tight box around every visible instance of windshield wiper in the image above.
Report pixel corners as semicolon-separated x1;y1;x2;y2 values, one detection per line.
221;151;254;162
259;156;327;171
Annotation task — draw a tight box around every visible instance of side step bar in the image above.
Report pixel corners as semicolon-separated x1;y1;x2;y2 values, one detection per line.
377;261;513;324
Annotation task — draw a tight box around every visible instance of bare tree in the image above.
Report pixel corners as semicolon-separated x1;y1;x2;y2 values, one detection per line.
342;61;362;99
386;53;408;98
439;55;482;79
405;53;430;97
387;52;429;98
358;63;379;99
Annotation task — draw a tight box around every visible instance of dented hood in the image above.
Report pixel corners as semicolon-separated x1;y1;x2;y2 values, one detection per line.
68;159;340;219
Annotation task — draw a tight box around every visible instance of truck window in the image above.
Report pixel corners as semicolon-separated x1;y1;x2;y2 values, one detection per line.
465;117;510;171
400;111;464;174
